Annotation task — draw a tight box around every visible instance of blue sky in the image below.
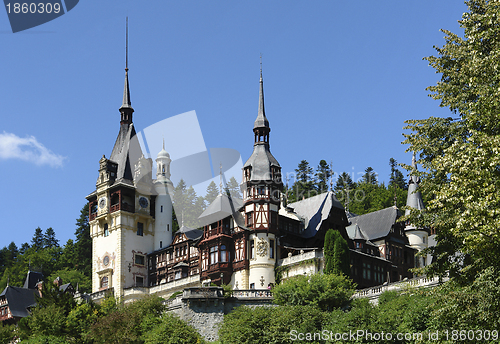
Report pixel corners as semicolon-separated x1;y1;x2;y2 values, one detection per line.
0;1;467;247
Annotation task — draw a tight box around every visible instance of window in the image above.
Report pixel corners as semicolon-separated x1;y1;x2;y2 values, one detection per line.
250;240;254;259
269;239;274;259
247;212;253;226
175;271;181;280
210;246;218;264
161;205;163;213
220;245;227;262
167;224;170;232
136;276;144;287
135;254;145;266
104;223;109;237
160;241;162;249
250;283;255;289
101;276;108;289
423;236;426;244
137;222;144;236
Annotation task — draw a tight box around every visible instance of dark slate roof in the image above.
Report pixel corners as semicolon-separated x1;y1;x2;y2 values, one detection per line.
176;226;203;241
173;262;189;269
59;283;74;293
198;194;243;225
254;70;269;129
120;70;132;110
109;123;138;182
350;224;366;240
23;271;43;290
287;191;344;239
347;206;402;241
0;286;38;318
243;144;280;181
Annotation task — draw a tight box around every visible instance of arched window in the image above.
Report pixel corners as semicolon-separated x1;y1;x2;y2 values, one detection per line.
101;276;109;289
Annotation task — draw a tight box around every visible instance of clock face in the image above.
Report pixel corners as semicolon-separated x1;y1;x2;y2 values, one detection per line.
103;256;110;267
99;198;106;209
139;197;149;208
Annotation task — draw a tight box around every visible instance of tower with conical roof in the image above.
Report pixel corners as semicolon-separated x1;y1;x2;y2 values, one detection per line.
404;153;429;267
241;65;282;289
153;140;174;250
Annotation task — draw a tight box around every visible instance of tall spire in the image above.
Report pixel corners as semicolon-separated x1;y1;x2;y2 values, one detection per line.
254;55;269;130
120;17;133;123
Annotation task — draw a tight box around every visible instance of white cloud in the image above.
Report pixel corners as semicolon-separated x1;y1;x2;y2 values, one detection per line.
0;132;65;168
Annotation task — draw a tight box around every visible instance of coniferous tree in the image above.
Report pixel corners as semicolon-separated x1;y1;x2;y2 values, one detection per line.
74;203;91;277
225;176;242;199
204;180;219;206
43;228;59;249
315;160;332;194
324;229;336;275
389;158;407;190
292;160;316;200
31;227;44;252
361;167;378;185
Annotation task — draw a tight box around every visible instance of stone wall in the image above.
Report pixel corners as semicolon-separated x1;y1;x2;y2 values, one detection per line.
165;287;274;342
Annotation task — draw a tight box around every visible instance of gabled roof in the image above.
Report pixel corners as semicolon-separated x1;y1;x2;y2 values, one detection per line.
198;194;243;225
287;191;344;239
347;206;402;241
23;271;43;290
0;286;38;318
176;226;203;241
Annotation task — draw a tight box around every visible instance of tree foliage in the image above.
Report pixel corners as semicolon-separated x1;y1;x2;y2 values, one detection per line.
323;229;350;277
272;273;354;311
403;0;500;279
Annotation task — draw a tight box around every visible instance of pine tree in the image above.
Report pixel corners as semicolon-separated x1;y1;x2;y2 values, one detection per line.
43;228;59;249
74;204;91;277
389;158;407;190
315;160;332;194
361;167;378;185
31;227;44;252
292;160;316;200
204;181;219;206
225;176;242;199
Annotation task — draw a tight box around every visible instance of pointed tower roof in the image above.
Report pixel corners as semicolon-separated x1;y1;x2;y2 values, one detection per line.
109;18;142;182
254;68;269;129
405;152;425;216
243;64;281;182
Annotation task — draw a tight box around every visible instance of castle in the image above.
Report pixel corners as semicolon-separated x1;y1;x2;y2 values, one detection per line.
86;63;431;303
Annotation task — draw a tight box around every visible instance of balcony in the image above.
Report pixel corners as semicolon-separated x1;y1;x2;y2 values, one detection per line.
277;249;323;267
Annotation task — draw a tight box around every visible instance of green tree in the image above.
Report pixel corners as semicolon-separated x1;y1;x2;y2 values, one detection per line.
31;227;44;252
389;157;407;190
323;229;336;275
334;172;355;192
361;166;378;185
142;313;205;344
315;160;332;193
74;203;91;276
173;179;204;228
225;176;242;199
43;228;59;249
272;273;354;311
403;0;500;279
204;180;219;206
291;160;316;201
324;229;350;277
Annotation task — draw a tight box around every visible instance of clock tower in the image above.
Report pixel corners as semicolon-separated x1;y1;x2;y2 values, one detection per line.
86;66;156;300
241;67;282;289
